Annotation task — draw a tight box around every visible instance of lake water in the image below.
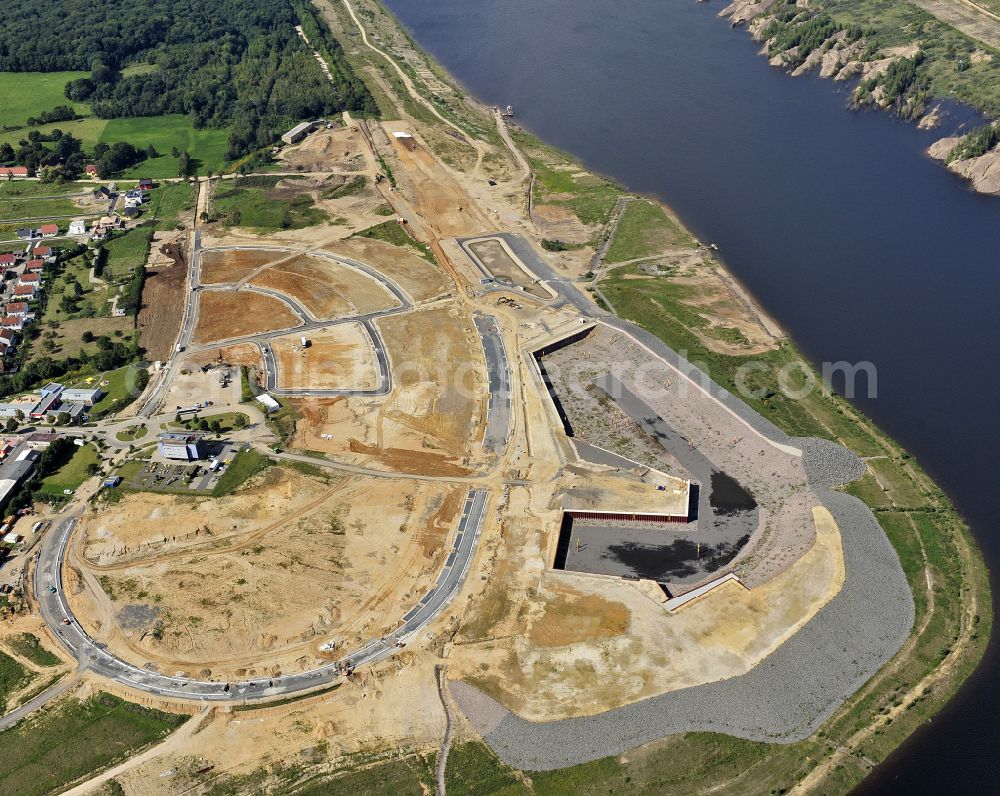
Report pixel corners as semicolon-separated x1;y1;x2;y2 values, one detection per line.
381;0;1000;790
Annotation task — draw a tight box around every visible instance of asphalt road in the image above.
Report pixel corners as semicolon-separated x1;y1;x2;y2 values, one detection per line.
28;489;489;706
473;314;511;452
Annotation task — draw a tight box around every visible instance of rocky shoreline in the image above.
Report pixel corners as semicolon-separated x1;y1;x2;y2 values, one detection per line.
720;0;1000;195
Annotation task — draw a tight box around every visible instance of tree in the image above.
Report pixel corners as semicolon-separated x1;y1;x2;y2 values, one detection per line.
197;418;209;431
234;414;247;430
145;144;158;159
209;419;221;433
81;330;94;343
174;412;182;423
4;418;18;433
57;411;70;425
177;150;192;177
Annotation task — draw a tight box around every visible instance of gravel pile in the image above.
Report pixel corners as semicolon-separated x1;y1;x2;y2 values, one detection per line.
453;487;914;771
798;437;867;487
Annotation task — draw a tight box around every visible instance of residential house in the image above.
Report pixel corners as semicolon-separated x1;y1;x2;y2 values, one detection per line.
24;259;44;273
5;303;28;317
0;254;15;268
15;229;34;241
92;187;112;201
12;285;36;299
139;178;154;191
2;317;24;332
85;164;98;178
0;167;29;178
122;206;140;220
0;329;15;348
38;224;58;238
18;273;41;288
31;245;54;261
68;219;87;236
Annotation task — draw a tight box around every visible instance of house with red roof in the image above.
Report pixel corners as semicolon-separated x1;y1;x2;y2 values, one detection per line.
32;245;52;258
0;166;29;178
38;224;59;238
0;329;15;348
1;316;24;331
12;285;35;299
18;273;40;287
85;164;98;178
5;303;28;317
25;258;45;272
0;254;15;267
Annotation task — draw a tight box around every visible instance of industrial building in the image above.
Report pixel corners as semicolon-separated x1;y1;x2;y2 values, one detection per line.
282;121;315;145
157;432;204;461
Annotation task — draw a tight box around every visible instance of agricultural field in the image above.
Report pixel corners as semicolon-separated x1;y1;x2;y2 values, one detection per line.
0;692;184;796
41;256;114;324
0;71;89;127
211;176;328;230
100;115;230;177
0;118;108;150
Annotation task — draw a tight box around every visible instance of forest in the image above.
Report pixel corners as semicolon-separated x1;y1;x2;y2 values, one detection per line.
0;0;377;159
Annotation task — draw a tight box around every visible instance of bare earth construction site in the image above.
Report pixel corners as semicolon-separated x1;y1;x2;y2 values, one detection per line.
10;1;962;793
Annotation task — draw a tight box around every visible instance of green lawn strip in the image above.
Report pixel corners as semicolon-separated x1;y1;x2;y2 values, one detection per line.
0;72;90;127
38;443;100;496
211;449;271;497
352;220;434;262
0;118;107;150
0;651;34;713
212;177;326;230
100;115;230;178
169;411;249;433
3;635;60;668
444;741;526;795
0;692;184;796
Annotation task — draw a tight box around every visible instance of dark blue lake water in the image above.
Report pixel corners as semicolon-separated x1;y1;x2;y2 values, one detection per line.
381;0;1000;790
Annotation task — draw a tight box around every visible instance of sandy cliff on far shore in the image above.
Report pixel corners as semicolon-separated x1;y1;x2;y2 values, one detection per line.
928;137;1000;194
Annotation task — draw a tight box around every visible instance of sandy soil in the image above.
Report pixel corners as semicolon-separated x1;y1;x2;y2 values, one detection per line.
450;505;845;721
383;123;492;238
188;343;264;371
160;361;243;411
68;467;467;677
375;304;486;456
468;238;550;298
250;254;398;319
200;250;284;285
193;291;300;343
272;324;378;391
322;238;452;302
279;127;367;173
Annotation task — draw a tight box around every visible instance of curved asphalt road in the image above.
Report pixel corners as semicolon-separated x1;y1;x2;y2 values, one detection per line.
29;490;488;706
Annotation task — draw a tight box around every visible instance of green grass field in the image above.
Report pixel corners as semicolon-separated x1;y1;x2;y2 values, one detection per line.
39;443;100;496
0;118;107;150
0;692;184;796
0;72;90;128
170;411;249;433
104;227;152;280
100;116;229;177
212;449;270;496
85;365;143;415
115;425;148;443
41;257;113;324
0;652;33;714
604;199;694;263
4;635;60;668
212;177;327;230
146;181;196;230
